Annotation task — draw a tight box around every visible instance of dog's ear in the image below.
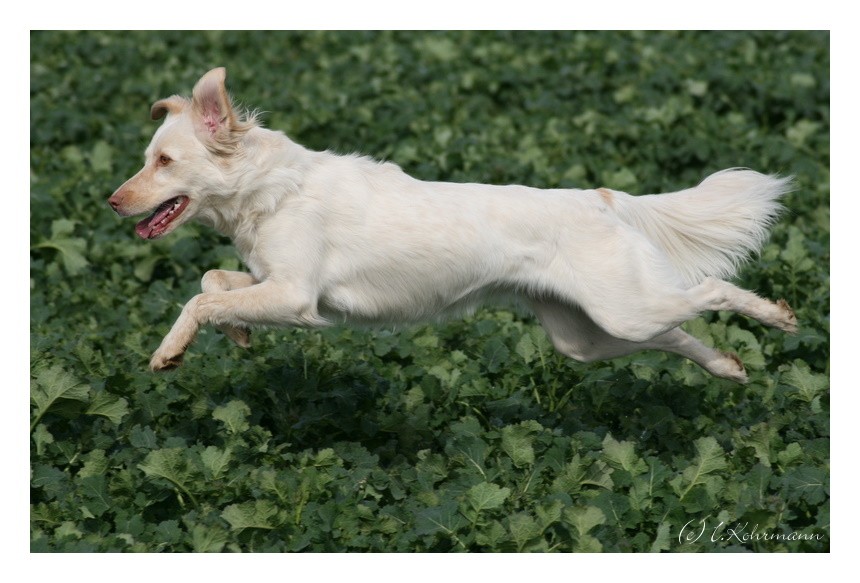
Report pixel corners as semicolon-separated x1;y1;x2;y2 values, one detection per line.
150;95;188;121
191;67;237;142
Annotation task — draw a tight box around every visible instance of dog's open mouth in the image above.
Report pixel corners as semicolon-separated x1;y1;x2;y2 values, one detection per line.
135;196;190;240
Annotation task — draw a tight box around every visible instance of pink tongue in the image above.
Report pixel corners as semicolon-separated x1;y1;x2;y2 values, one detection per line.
135;201;174;239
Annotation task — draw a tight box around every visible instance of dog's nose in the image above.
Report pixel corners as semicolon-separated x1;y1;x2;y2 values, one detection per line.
108;193;121;212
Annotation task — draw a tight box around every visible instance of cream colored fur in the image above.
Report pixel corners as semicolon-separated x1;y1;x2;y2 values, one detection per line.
109;68;797;383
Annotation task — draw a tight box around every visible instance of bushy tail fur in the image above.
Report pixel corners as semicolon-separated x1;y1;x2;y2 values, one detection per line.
612;169;793;286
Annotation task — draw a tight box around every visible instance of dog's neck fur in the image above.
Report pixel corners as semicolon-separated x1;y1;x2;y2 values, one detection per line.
196;127;312;254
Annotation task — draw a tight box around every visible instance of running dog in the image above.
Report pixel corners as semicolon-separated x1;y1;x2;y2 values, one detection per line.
108;68;796;383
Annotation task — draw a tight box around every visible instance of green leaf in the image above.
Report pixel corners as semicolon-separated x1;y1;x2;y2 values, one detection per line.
736;463;772;512
483;337;510;373
32;423;54;455
89;140;113;172
507;513;543;551
535;499;564;529
413;331;439;348
414;500;466;542
782;361;829;403
417;36;459;62
552;454;614;493
465;482;510;513
50;218;77;238
404;386;426;410
735;422;777;467
475;520;507;548
212;399;251;434
133;254;162;282
34;220;89;275
200;446;233;480
501;420;542;468
30;365;89;410
581;460;615;490
563;505;606;537
32;465;70;499
786;119;821;148
190;524;228;552
777;442;804;468
79;449;109;478
790;72;816;88
602;434;648;476
129;425;158;450
514;333;536;363
221;500;283;530
78;475;112;518
55;521;84;541
780;227;816;271
30;365;89;431
86;392;129;425
685;79;709;97
61;145;84;164
675;437;727;501
650;523;671;552
629;459;670;511
601;167;637;191
782;465;828;505
154;520;183;546
42;238;88;275
138;448;198;507
727;326;765;368
139;448;190;482
575;533;603;553
446;433;489;477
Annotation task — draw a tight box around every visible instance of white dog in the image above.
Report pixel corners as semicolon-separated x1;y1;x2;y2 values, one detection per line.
109;68;796;383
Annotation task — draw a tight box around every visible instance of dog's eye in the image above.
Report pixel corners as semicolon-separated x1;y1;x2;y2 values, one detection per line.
157;155;172;167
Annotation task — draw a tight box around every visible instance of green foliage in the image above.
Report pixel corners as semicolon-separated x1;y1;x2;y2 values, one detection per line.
30;31;828;552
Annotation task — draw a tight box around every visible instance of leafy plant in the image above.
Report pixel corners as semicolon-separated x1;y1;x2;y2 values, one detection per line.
30;31;829;552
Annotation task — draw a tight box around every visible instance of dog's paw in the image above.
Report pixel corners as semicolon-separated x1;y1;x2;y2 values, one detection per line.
150;351;184;372
710;351;748;384
775;299;798;334
218;325;251;348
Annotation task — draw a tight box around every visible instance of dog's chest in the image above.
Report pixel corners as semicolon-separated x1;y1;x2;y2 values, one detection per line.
231;231;269;282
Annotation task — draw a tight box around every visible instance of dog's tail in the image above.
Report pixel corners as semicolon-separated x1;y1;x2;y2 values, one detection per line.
610;169;793;286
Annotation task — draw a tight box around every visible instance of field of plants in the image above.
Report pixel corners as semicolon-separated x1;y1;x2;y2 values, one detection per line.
30;31;829;552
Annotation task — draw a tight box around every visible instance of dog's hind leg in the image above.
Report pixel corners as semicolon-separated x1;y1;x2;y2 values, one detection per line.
579;276;797;345
580;284;796;348
682;277;797;333
201;270;257;347
545;216;796;345
530;297;749;383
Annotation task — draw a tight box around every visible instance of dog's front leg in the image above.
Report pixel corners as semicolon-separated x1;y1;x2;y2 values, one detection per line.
201;269;257;347
149;280;327;371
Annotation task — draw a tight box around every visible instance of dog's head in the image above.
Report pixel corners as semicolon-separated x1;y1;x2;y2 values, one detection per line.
108;68;256;239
